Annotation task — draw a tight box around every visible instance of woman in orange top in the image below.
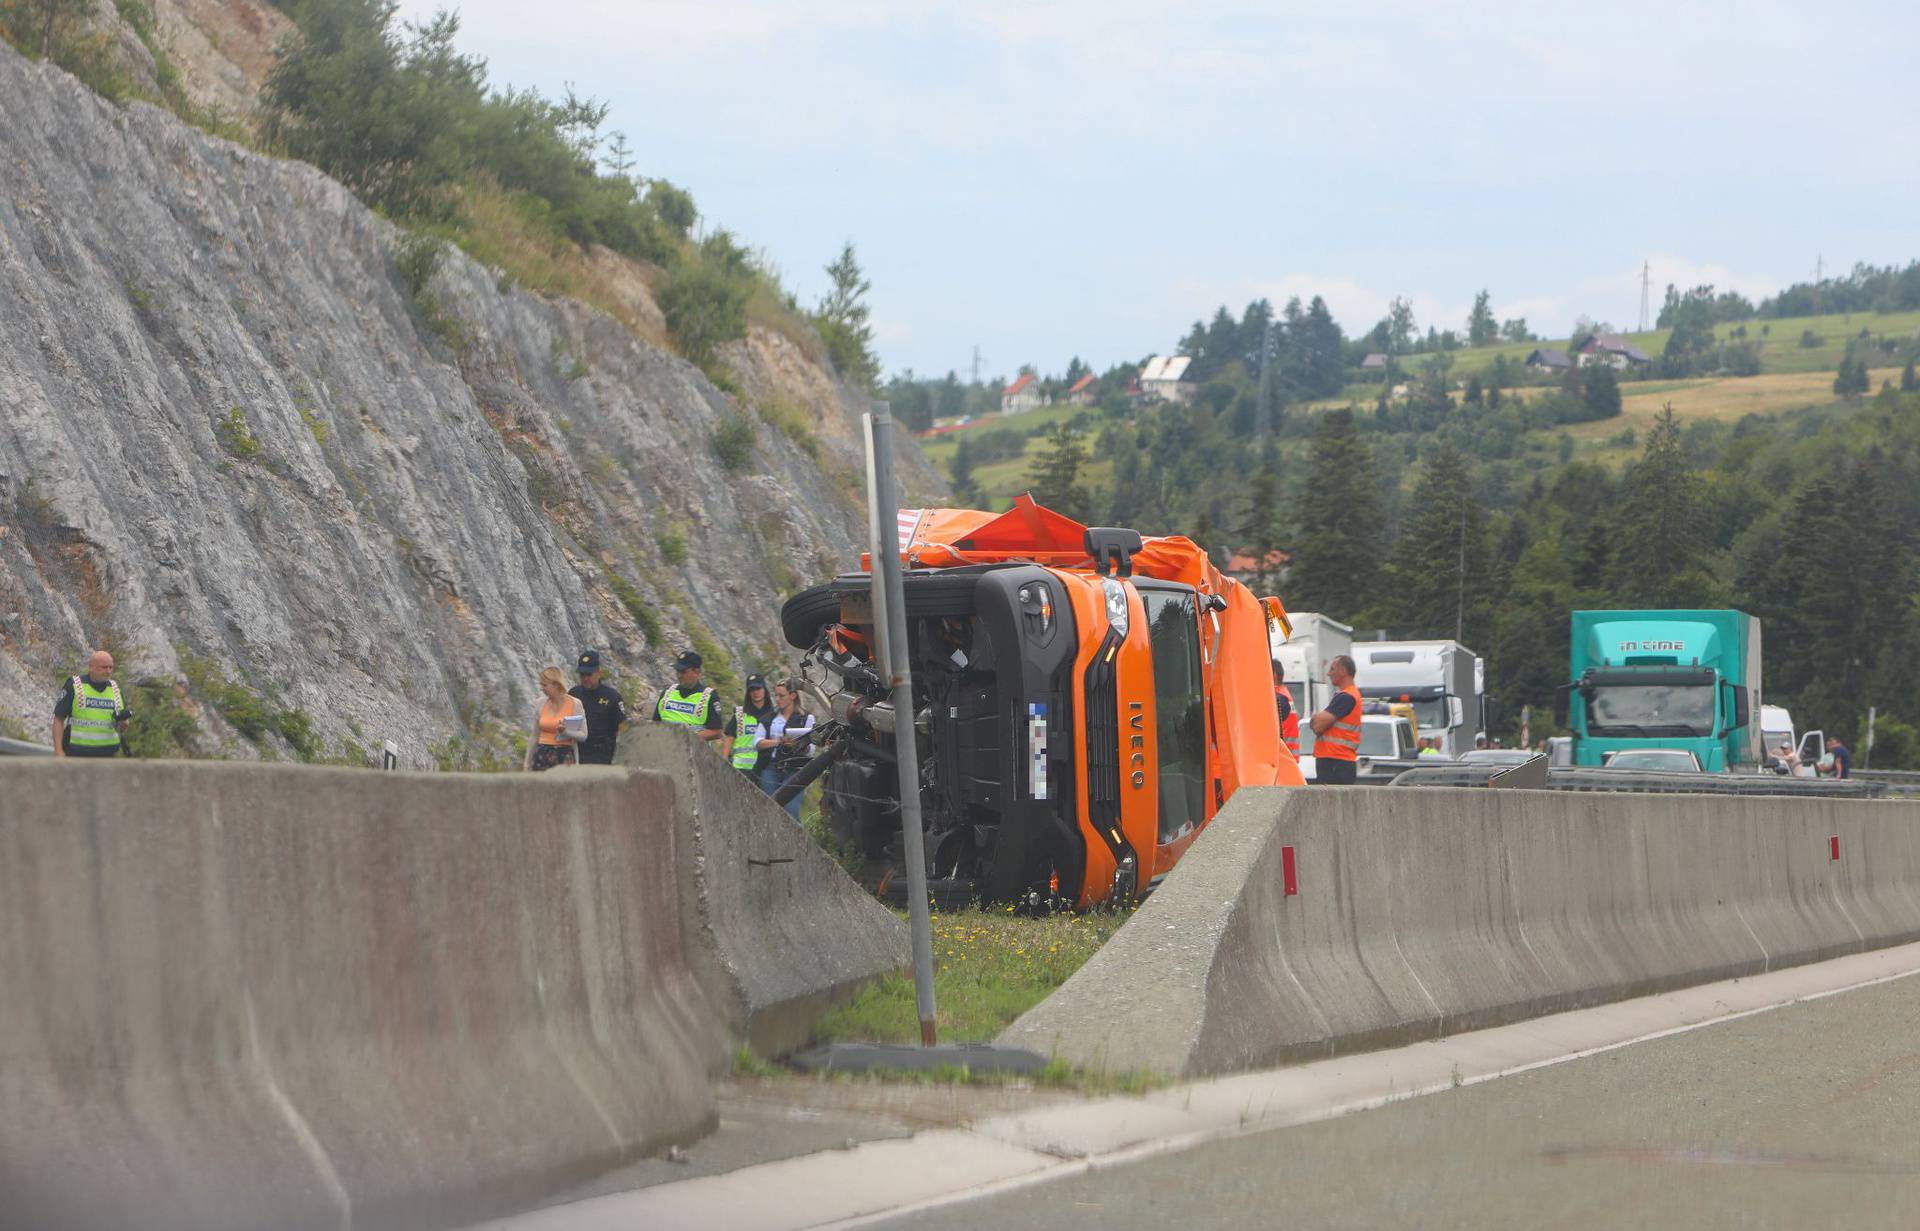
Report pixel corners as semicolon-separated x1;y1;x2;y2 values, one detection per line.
524;666;586;772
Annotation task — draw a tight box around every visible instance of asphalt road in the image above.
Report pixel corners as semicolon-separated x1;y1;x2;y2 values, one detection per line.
873;975;1920;1231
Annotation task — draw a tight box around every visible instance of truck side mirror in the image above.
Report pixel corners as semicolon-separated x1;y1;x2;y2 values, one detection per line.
1553;684;1572;727
1730;685;1750;730
1448;695;1465;728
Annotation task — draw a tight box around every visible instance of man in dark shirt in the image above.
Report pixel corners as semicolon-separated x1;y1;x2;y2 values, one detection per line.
568;649;627;765
1308;654;1362;785
52;650;131;758
1829;739;1852;779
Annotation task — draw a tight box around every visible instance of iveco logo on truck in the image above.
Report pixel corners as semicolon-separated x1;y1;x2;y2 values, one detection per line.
1618;640;1685;652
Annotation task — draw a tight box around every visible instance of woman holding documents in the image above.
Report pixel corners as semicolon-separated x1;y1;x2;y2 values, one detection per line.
525;666;588;771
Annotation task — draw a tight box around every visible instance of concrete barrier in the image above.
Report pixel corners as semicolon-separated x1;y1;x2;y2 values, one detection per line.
621;723;909;1055
0;760;726;1231
1002;787;1920;1079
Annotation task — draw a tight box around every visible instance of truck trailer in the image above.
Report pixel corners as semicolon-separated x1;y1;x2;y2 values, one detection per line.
1353;639;1487;757
1555;609;1762;771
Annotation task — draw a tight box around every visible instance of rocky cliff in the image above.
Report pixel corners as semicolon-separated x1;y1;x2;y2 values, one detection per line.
0;40;939;762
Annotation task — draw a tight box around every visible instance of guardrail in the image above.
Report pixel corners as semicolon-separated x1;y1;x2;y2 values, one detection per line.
1548;767;1886;799
1383;755;1889;799
0;737;54;757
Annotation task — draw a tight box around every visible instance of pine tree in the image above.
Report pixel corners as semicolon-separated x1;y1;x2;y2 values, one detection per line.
1029;423;1090;522
1283;410;1384;618
1902;356;1917;393
1238;463;1283;591
1608;405;1719;606
1385;445;1493;644
1466;289;1498;348
1582;363;1622;420
815;241;877;390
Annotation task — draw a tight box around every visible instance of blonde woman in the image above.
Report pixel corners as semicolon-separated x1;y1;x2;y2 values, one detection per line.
525;666;586;772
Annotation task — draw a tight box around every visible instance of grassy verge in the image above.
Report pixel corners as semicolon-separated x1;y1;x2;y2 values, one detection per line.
814;906;1130;1044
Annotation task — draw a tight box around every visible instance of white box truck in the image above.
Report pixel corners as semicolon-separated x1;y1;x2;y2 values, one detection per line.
1353;639;1487;757
1273;612;1353;781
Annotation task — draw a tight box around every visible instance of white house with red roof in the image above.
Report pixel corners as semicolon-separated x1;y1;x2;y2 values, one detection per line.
1001;373;1047;414
1065;373;1097;405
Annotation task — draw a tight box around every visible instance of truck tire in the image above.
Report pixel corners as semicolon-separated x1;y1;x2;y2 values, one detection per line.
781;572;983;648
781;585;843;649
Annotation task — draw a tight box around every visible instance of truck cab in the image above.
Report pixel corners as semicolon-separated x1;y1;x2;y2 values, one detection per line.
1556;610;1762;772
1358;713;1417;775
1354;640;1486;757
780;496;1305;910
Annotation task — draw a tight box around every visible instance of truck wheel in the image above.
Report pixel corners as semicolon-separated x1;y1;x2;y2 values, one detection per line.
783;573;982;647
780;585;843;649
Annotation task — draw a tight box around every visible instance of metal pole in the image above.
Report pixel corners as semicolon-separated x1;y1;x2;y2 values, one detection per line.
865;406;938;1046
1865;706;1877;770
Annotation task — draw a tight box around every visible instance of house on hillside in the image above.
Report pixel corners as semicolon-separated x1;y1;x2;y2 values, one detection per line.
1065;373;1097;405
1573;334;1651;369
1001;373;1047;414
1225;548;1289;586
1526;348;1572;373
1360;353;1389;372
1138;354;1195;403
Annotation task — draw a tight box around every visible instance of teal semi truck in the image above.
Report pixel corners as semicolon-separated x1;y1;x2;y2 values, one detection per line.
1555;610;1763;771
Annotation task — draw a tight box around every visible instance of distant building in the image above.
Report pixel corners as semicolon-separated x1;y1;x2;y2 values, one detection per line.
1065;373;1097;405
1526;348;1573;373
1360;353;1389;371
1574;334;1651;369
1138;354;1195;403
1224;548;1289;586
1001;373;1047;414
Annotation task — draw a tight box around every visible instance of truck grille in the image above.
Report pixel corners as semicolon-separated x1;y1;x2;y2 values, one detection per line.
1083;635;1122;848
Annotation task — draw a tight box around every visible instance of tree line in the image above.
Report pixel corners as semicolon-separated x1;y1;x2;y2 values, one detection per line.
258;0;879;388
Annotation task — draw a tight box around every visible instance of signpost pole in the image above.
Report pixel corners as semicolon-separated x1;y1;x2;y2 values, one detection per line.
864;406;938;1046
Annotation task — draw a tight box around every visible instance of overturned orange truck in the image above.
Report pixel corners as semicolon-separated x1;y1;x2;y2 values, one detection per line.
779;495;1306;910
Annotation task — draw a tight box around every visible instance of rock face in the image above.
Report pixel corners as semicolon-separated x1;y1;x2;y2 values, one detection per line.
0;43;940;761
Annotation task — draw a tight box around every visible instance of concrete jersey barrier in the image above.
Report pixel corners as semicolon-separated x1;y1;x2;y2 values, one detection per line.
1002;786;1920;1078
0;760;726;1231
621;722;909;1055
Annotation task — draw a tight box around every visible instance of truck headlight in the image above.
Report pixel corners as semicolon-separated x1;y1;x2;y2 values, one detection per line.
1102;578;1129;639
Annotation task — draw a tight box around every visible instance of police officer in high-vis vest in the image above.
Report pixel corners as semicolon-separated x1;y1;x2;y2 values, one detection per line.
53;650;131;758
1308;653;1363;784
724;675;775;783
653;650;725;745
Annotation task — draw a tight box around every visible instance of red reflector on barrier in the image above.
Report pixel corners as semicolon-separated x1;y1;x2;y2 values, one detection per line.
1831;835;1841;862
1282;845;1298;896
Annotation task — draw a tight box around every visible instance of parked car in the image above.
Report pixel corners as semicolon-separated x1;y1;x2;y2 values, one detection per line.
1457;749;1537;766
1602;748;1704;773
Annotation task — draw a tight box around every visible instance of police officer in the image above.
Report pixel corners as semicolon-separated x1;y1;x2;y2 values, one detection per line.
569;649;627;765
724;675;776;785
53;650;131;758
654;650;725;745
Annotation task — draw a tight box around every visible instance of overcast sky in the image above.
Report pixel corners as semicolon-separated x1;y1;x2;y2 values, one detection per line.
393;0;1918;381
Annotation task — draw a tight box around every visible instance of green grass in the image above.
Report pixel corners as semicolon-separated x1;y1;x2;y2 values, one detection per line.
813;907;1132;1045
1390;308;1920;381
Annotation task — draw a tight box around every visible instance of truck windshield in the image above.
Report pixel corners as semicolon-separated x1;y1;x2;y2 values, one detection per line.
1359;722;1402;758
1141;588;1204;844
1408;697;1448;734
1586;681;1715;735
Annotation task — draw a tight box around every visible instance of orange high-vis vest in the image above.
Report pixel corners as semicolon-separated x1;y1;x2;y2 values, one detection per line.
1313;684;1363;762
1276;682;1300;756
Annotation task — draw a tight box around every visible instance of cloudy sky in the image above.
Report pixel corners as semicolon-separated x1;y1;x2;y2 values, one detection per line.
393;0;1918;380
